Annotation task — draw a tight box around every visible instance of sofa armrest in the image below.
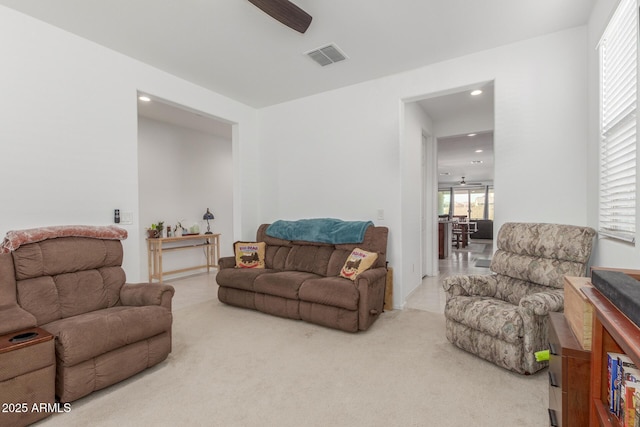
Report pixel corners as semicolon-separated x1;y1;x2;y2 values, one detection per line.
355;267;387;286
518;289;564;316
442;274;497;298
120;283;175;310
355;267;388;331
218;256;236;270
0;305;37;335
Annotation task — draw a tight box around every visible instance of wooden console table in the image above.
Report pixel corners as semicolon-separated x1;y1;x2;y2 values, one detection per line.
147;234;220;283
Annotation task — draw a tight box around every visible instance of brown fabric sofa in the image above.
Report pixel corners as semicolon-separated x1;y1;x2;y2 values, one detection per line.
0;235;174;403
216;224;389;332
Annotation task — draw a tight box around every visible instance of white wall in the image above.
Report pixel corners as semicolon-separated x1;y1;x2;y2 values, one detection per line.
0;6;259;282
0;3;597;305
434;107;494;139
402;102;435;298
258;27;590;308
586;0;640;269
137;117;233;279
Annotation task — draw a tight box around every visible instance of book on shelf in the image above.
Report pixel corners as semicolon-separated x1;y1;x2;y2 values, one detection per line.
621;366;640;426
610;353;626;414
608;353;640;426
634;389;640;427
619;355;638;419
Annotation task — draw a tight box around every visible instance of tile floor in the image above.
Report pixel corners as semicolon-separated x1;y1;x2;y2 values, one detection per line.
166;238;494;313
404;239;494;313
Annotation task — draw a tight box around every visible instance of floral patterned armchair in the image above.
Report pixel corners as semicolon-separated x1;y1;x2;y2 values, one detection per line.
442;222;596;374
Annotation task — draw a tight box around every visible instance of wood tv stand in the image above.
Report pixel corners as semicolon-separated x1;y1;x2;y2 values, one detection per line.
584;286;640;427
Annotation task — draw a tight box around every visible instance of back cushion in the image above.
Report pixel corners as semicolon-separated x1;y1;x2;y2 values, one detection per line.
491;250;587;289
257;224;291;270
256;223;389;277
492;222;595;289
335;226;389;269
285;245;334;276
496;222;595;264
264;246;290;270
13;237;125;325
0;253;18;305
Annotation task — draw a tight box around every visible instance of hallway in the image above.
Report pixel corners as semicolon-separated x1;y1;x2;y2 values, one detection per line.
404;239;493;313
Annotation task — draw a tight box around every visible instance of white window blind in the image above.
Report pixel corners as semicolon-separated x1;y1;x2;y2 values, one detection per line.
599;0;638;243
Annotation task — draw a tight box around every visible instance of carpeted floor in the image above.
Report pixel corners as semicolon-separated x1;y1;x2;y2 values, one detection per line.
37;299;548;427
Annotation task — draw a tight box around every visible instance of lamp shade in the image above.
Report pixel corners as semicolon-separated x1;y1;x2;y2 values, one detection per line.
203;208;215;234
203;208;214;220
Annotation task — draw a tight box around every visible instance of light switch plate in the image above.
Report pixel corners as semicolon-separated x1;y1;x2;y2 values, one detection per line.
120;211;133;225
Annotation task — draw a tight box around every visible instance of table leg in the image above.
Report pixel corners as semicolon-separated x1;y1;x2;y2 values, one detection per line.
147;240;152;282
157;242;163;283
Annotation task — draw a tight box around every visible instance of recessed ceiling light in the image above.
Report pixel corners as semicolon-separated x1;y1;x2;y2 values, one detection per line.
475;149;483;153
138;95;151;102
467;133;477;137
470;90;482;96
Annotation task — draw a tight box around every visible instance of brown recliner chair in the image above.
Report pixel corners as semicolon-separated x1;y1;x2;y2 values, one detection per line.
0;227;174;405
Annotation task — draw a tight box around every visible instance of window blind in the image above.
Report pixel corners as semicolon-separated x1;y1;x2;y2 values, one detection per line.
599;0;638;243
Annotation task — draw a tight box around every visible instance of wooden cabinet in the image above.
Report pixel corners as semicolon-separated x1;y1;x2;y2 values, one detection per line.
584;286;640;427
548;312;591;426
0;327;55;427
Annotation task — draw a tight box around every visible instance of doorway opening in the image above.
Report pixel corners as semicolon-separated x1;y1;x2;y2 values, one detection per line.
136;93;234;281
404;80;495;312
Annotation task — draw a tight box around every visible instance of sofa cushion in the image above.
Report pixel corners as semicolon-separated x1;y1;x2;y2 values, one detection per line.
264;246;291;270
444;296;523;344
327;249;351;277
12;238;123;280
16;266;125;325
216;268;277;292
42;305;172;367
12;237;127;324
491;249;587;290
285;245;334;276
234;242;265;269
336;226;389;269
254;271;320;300
298;277;359;310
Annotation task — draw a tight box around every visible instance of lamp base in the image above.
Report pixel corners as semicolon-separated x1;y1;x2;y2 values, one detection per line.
205;231;213;235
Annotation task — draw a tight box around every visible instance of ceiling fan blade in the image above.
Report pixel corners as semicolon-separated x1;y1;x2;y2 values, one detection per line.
248;0;312;33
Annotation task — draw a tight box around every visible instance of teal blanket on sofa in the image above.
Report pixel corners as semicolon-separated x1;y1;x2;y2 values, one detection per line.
266;218;373;244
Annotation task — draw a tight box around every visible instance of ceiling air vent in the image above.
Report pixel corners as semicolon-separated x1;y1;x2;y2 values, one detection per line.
305;43;348;67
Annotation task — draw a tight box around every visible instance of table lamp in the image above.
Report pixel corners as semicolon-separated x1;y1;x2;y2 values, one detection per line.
203;208;215;234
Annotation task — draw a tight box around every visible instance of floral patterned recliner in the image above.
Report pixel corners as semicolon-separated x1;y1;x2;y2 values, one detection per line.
442;222;596;374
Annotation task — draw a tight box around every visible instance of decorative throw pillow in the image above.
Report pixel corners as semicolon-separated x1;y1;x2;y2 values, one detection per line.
339;248;378;281
234;241;266;269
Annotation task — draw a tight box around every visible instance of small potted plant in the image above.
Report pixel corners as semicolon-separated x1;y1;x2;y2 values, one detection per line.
147;221;164;238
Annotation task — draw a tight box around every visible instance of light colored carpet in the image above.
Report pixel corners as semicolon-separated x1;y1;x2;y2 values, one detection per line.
37;300;548;427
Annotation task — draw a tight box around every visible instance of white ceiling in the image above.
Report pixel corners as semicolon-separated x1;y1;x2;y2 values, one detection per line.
2;1;594;184
437;131;495;187
0;0;594;108
418;84;495;186
137;96;233;139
